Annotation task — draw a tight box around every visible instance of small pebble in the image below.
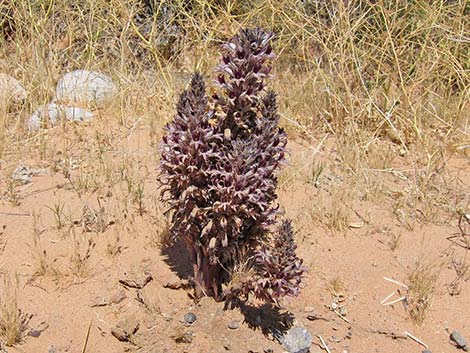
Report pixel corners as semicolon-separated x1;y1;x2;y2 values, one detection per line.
451;331;468;350
329;335;341;343
28;329;41;338
264;349;274;353
184;312;197;325
228;320;239;330
422;350;432;353
345;331;353;339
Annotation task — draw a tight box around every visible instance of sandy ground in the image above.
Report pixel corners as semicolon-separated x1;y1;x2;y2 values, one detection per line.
1;118;469;353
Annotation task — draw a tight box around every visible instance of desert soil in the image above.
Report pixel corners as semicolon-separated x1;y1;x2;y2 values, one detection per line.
1;116;469;353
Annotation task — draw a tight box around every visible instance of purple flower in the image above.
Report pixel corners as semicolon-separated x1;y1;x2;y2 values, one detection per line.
159;28;306;304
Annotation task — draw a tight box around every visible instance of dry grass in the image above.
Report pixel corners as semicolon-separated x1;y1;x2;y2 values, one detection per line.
0;0;469;334
0;274;29;346
406;260;440;326
69;228;95;279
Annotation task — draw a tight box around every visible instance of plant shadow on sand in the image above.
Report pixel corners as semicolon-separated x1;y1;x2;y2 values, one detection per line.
162;239;294;338
161;238;193;279
225;299;295;339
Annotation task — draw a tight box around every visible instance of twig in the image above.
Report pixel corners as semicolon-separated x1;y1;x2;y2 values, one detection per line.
22;183;67;198
383;276;409;289
318;335;331;353
382;296;406;306
371;329;407;340
404;331;428;349
380;291;396;305
0;211;31;217
335;311;351;324
81;318;92;353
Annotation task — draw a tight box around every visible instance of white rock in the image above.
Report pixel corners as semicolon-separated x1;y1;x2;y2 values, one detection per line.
28;103;93;131
55;70;116;106
282;327;312;353
0;73;27;108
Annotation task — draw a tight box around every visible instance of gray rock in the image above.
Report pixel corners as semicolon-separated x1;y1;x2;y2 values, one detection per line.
12;165;48;184
28;103;93;131
0;73;27;108
28;329;41;338
183;312;197;325
227;320;239;330
281;326;312;353
55;70;116;106
451;331;468;350
422;350;432;353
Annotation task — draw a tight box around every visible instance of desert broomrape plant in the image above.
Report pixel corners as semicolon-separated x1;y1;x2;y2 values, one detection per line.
159;28;306;304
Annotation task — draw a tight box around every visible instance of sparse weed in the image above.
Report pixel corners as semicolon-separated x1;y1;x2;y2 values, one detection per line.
132;180;146;216
310;161;325;187
324;187;353;232
406;261;439;325
69;228;95;279
329;276;344;295
4;179;20;207
0;274;30;346
28;212;48;277
106;229;122;258
46;202;68;230
388;232;402;252
148;200;171;249
81;197;111;234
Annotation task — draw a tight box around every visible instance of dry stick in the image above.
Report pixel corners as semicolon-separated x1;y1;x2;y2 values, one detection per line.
334;311;351;324
404;331;429;350
382;296;406;307
318;335;332;353
380;291;396;305
81;318;92;353
383;276;409;289
0;211;31;217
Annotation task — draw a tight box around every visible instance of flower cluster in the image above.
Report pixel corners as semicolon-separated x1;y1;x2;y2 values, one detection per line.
253;220;306;304
159;28;306;303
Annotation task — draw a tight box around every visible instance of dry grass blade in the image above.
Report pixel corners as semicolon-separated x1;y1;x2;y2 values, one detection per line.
81;318;92;353
0;274;30;346
406;262;439;325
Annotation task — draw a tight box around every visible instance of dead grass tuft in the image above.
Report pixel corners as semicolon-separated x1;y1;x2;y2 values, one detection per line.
0;274;30;346
406;261;440;326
